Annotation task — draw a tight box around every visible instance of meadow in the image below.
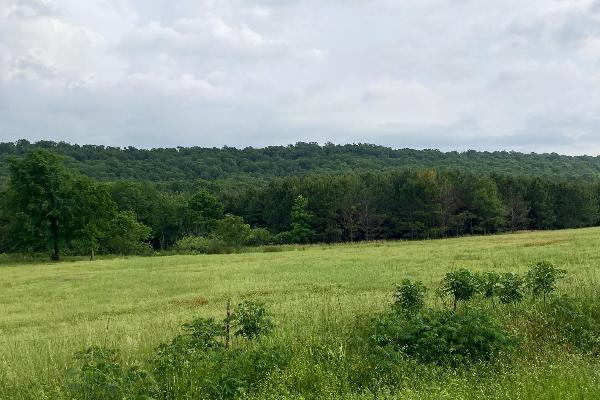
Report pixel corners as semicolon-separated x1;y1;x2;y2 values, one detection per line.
2;228;600;399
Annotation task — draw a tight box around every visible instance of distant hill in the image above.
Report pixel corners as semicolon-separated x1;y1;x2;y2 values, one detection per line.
2;139;600;183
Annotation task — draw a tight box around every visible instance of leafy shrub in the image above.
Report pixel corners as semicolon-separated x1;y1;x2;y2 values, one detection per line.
154;344;290;400
173;235;230;254
181;317;226;349
247;228;275;246
232;301;274;340
526;260;566;303
273;231;294;244
393;279;426;315
439;268;480;310
214;215;252;247
479;271;501;307
498;273;524;304
67;347;156;400
372;308;515;366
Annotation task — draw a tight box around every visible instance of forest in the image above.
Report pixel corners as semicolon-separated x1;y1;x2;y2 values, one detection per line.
1;145;599;259
3;139;600;184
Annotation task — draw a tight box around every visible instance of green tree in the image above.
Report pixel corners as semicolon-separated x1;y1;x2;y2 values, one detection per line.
290;195;315;243
3;150;75;260
214;214;251;247
440;268;480;311
71;177;117;260
104;211;152;255
187;188;224;236
470;177;505;234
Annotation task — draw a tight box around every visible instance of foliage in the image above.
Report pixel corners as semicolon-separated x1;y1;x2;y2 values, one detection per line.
104;211;152;255
393;279;427;315
231;301;274;340
3;150;76;260
372;308;515;366
479;271;501;306
188;188;224;236
66;347;156;400
247;228;274;246
154;344;290;400
526;260;566;303
214;214;252;247
173;235;230;254
289;195;316;244
545;295;600;353
439;268;480;310
498;273;524;304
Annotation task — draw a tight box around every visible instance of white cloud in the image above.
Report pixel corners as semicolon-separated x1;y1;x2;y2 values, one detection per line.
1;0;600;154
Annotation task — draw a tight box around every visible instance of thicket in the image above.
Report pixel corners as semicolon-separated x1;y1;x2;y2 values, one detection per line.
63;261;600;399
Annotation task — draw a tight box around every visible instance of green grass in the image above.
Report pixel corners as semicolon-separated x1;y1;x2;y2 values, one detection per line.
2;228;600;399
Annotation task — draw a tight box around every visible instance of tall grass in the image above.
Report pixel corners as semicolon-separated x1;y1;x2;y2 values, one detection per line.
1;228;600;399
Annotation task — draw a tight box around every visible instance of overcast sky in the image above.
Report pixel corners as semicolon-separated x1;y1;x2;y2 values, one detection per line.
1;0;600;154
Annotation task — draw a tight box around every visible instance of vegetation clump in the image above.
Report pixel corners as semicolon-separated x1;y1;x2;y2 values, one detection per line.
439;268;480;310
393;279;427;315
526;261;566;304
373;308;515;366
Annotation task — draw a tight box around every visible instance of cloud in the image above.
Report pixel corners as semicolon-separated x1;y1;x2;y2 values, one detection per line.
1;0;600;155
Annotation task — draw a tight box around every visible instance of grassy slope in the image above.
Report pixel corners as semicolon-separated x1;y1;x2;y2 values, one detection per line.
1;228;600;399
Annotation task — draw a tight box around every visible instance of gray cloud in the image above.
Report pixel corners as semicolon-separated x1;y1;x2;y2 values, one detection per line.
1;0;600;154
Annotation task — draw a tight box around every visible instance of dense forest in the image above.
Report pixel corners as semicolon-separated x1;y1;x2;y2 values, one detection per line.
1;145;599;259
3;140;600;184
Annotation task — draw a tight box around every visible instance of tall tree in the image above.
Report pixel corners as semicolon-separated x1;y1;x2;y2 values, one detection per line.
290;195;316;243
187;188;224;236
70;177;117;259
4;150;75;260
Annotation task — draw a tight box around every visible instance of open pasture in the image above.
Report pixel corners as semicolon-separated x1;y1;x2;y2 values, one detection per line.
2;228;600;399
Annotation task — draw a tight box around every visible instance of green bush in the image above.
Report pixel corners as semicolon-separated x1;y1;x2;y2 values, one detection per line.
479;271;501;307
439;268;480;310
247;228;275;246
67;347;156;400
154;344;290;400
372;308;515;366
393;279;426;315
526;260;566;303
231;301;274;340
498;273;524;304
173;235;230;254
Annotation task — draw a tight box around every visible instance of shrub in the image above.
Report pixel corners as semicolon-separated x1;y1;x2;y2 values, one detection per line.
67;347;156;400
173;235;230;254
439;268;480;310
479;271;501;307
247;228;275;246
498;273;524;304
526;260;566;303
232;301;274;340
154;344;290;400
372;308;515;366
214;215;252;247
393;279;426;315
181;317;226;349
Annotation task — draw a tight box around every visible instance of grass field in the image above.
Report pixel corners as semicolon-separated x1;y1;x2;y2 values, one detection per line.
2;228;600;399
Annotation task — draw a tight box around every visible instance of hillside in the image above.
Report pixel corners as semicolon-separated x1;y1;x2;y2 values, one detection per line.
2;140;600;183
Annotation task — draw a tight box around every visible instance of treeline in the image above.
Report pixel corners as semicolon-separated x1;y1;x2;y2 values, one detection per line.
1;149;599;259
3;139;600;183
224;170;600;242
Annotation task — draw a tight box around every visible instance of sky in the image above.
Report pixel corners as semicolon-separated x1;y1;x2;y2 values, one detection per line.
1;0;600;154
